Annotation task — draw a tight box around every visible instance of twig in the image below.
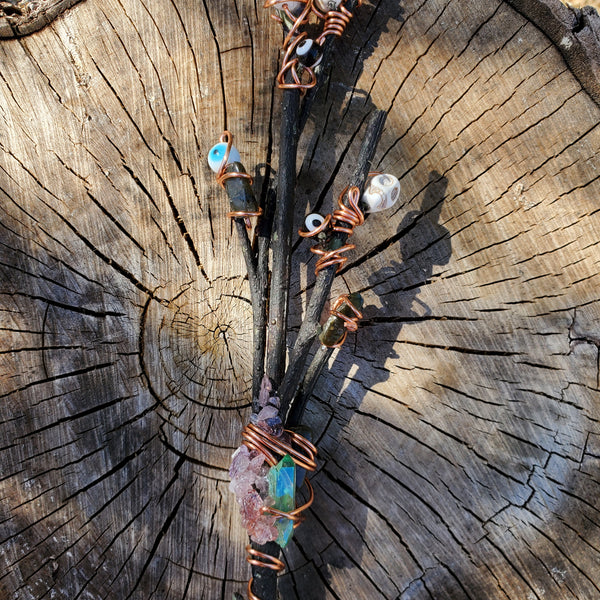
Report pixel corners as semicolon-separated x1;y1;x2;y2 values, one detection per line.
231;218;268;405
252;187;275;412
265;84;302;387
279;109;387;418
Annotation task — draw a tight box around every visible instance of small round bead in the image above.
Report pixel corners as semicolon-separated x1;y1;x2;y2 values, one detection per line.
207;142;241;173
361;174;401;213
314;0;342;11
305;213;325;231
295;38;322;68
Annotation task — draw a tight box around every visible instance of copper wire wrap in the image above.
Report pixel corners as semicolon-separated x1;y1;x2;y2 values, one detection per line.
264;0;312;46
276;32;318;91
242;422;318;470
246;546;285;600
215;131;263;229
299;186;365;275
265;0;318;91
242;422;318;599
316;0;361;45
325;293;363;348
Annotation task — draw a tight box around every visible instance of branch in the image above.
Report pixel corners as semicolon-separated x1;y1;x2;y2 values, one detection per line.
265;84;302;387
279;109;387;418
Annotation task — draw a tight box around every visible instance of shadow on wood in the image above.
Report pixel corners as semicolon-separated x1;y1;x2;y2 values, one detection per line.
1;0;600;598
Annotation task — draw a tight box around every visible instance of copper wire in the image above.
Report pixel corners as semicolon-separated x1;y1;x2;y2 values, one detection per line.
263;0;313;49
264;0;310;26
246;546;285;600
315;0;362;45
331;185;364;233
325;293;363;348
242;422;318;599
276;32;318;91
242;422;318;471
299;186;365;275
216;131;263;229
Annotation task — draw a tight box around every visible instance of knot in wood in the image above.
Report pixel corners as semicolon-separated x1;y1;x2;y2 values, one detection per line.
141;280;253;472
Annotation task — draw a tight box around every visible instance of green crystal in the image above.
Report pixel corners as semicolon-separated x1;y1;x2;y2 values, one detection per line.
267;454;296;548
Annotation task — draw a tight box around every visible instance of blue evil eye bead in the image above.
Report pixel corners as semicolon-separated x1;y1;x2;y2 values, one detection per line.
314;0;342;10
207;142;241;173
295;38;322;68
305;213;325;232
361;173;401;213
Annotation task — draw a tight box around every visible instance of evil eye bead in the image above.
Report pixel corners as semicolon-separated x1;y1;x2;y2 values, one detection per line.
305;213;325;232
295;38;322;68
207;142;241;173
361;174;401;213
314;0;342;11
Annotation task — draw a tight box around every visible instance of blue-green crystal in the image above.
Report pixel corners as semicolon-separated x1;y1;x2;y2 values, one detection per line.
267;454;296;548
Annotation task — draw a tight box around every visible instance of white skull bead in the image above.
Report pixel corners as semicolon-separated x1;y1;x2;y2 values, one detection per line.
361;174;401;213
305;213;325;232
314;0;342;11
207;142;241;173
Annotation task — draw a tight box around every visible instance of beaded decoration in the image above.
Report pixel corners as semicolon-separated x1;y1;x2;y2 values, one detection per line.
264;0;363;91
209;131;263;229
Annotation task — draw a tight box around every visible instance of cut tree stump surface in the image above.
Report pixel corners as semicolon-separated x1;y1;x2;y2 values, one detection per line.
1;0;600;598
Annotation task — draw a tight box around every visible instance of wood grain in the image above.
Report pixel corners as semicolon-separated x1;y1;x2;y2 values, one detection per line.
1;0;600;598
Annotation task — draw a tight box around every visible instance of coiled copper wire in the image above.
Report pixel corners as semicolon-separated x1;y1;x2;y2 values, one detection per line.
246;546;285;600
325;293;363;348
241;422;318;599
216;131;263;229
315;0;362;44
242;422;318;470
299;186;364;275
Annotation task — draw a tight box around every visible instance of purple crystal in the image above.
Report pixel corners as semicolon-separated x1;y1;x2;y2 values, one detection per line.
229;443;279;544
261;416;284;437
257;405;278;421
258;375;273;408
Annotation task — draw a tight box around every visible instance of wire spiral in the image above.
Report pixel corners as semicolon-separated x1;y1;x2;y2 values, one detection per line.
299;186;364;275
325;293;363;348
246;546;285;600
316;0;361;45
241;422;318;599
216;131;263;228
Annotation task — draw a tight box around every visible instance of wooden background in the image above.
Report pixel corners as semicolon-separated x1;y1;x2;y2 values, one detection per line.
1;0;600;598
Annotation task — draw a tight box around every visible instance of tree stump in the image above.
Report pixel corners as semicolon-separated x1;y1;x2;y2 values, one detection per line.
1;0;600;598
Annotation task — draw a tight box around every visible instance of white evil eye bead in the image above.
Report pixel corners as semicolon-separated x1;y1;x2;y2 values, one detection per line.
207;142;241;173
305;213;325;232
295;38;322;68
314;0;342;11
361;174;401;213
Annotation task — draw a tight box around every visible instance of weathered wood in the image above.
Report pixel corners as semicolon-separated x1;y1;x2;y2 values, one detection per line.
1;0;600;599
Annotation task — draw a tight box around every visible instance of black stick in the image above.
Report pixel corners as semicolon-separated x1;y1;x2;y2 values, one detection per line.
265;85;302;387
251;83;302;600
279;109;387;418
252;187;275;412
